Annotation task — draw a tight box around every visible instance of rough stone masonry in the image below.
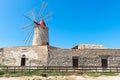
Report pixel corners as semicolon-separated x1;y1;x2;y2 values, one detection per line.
0;44;120;68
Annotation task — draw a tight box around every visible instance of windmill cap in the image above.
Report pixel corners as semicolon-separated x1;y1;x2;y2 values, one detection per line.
39;19;46;27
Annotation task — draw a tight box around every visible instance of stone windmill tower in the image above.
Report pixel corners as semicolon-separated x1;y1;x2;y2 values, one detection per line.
22;2;53;46
32;19;49;46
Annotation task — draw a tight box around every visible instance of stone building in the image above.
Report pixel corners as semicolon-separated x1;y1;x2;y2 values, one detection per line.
0;46;48;66
48;45;120;68
0;20;120;68
0;44;120;68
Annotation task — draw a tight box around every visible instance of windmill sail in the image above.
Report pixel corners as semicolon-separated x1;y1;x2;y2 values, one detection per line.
23;1;52;46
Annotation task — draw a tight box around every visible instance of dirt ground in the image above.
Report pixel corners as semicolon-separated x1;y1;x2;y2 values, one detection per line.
0;75;120;80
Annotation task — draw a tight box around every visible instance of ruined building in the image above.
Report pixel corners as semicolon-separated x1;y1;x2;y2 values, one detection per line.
0;20;120;68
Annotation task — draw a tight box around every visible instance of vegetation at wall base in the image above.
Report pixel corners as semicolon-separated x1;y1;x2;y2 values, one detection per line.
0;70;72;77
0;70;118;77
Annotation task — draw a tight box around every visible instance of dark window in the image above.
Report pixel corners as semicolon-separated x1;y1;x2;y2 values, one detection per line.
101;59;108;68
72;56;78;68
21;55;26;66
47;42;49;45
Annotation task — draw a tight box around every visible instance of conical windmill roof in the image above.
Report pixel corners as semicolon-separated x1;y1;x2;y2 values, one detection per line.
39;19;46;27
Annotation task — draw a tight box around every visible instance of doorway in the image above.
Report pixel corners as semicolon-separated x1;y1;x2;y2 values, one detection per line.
101;59;108;68
72;56;78;68
21;55;26;66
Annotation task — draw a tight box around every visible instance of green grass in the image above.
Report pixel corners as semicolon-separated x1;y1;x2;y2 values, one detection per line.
0;70;118;77
0;64;7;67
0;70;73;77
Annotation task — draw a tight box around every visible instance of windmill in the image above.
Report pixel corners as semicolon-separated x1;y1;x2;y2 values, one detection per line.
23;2;53;46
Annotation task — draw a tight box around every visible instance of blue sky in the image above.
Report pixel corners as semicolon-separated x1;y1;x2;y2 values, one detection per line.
0;0;120;48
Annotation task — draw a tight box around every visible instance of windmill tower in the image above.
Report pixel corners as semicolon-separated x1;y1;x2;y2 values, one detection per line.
32;19;49;46
23;2;53;46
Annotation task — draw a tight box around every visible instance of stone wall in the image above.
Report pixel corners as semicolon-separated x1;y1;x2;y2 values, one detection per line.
1;45;120;67
1;46;48;66
0;48;3;64
72;44;106;49
48;48;120;67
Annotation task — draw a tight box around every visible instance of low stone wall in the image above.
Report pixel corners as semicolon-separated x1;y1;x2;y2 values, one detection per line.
72;44;106;49
48;48;120;67
0;46;48;66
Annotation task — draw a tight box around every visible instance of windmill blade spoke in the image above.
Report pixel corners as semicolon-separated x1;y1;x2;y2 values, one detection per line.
23;14;34;22
38;2;48;19
26;30;33;45
31;9;36;21
44;15;53;21
38;2;47;17
43;12;53;20
25;30;33;44
24;28;34;44
22;23;34;31
44;17;52;22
